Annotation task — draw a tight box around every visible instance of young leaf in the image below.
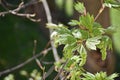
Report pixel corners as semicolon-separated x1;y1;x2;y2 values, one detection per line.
55;34;76;46
101;48;107;60
108;73;119;80
97;36;112;60
77;45;87;66
68;20;80;26
80;13;94;32
46;23;58;29
86;36;101;50
51;31;58;39
71;56;80;63
63;43;77;58
104;0;120;9
72;29;82;39
82;72;95;80
74;2;85;14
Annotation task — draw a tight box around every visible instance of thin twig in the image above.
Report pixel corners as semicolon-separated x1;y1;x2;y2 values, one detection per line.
44;40;51;49
41;0;61;79
45;65;55;78
41;0;60;62
32;40;46;80
41;61;54;65
0;1;41;22
54;59;69;80
94;2;105;21
0;47;52;77
33;40;44;70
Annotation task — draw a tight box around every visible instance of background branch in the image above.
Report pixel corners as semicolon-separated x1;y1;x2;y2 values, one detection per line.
41;0;60;62
0;47;52;77
0;1;40;22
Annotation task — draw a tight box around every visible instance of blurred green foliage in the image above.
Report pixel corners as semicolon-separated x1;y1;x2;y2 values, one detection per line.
110;9;120;73
111;9;120;53
55;0;74;16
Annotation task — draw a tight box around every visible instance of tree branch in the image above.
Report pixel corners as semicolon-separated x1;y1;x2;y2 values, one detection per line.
41;0;60;62
0;1;40;22
0;47;52;77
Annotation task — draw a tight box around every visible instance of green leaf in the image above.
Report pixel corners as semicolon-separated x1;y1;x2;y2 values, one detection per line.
77;45;87;66
47;23;71;35
46;23;58;29
72;29;82;39
95;72;107;80
74;2;85;14
71;56;80;63
92;22;105;36
80;13;94;32
55;34;76;46
68;20;80;26
56;24;71;34
108;73;119;80
97;36;112;60
80;30;89;39
104;0;120;8
93;22;102;28
92;27;103;36
70;70;81;80
101;48;107;60
82;72;118;80
86;36;101;50
63;43;77;58
104;26;116;35
51;31;58;39
82;72;95;80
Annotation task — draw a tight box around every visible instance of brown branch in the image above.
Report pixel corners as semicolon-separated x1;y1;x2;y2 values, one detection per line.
32;40;46;80
32;40;43;70
0;1;41;22
94;3;105;21
0;47;52;77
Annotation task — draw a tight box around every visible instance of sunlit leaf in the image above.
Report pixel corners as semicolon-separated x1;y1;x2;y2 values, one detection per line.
55;34;76;46
74;2;85;14
108;73;119;80
46;23;58;29
104;0;120;9
86;36;101;50
77;45;87;66
72;29;82;39
68;20;80;26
